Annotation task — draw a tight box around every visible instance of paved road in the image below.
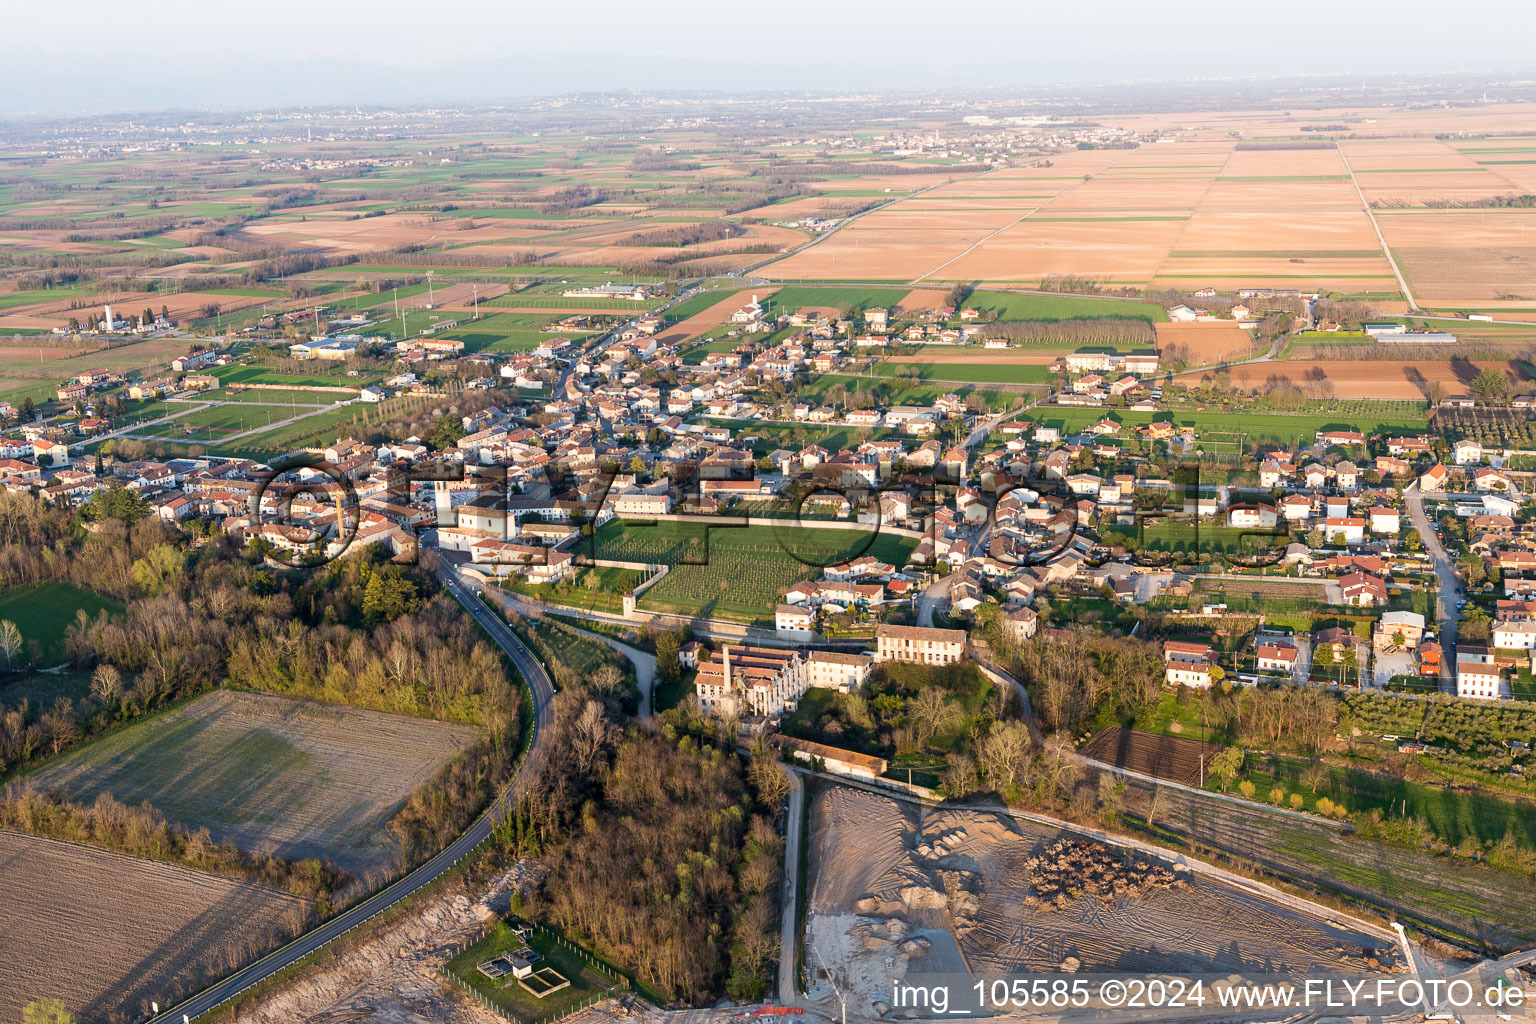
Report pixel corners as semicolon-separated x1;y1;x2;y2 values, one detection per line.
1405;481;1461;689
143;562;555;1024
489;587;657;717
915;575;952;627
776;770;806;1006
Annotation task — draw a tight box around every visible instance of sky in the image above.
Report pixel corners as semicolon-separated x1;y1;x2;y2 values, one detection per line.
5;0;1536;115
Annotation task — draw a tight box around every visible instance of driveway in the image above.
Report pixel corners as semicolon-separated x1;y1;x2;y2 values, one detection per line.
1405;482;1460;691
1374;647;1416;688
1290;635;1314;683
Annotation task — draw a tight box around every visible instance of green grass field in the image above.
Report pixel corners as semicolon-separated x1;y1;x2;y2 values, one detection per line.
1229;753;1536;851
214;364;376;388
205;398;410;456
802;373;1019;412
1023;406;1430;445
487;294;665;311
209;388;341;406
589;519;916;625
870;361;1050;384
963;290;1168;323
0;583;122;664
435;312;584;354
762;286;910;313
502;566;642;617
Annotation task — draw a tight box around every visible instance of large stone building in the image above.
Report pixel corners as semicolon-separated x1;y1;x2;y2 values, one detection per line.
694;645;873;719
874;624;967;666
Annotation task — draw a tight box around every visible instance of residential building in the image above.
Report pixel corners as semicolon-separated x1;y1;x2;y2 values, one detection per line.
875;624;967;666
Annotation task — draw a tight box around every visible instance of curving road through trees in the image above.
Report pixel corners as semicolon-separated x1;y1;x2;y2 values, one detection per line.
142;561;555;1024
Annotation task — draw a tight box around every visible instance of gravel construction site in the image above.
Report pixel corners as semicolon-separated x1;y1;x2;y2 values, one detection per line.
805;787;1402;1013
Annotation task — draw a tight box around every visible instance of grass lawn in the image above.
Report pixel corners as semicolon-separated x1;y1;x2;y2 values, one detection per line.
1121;520;1290;557
802;373;1019;412
0;671;94;718
964;290;1167;323
761;286;910;314
214;364;375;389
501;566;643;617
1022;406;1430;446
207;398;412;455
870;361;1050;384
0;583;122;665
446;921;624;1023
210;387;340;405
435;313;587;354
651;668;695;714
699;419;903;457
1140;690;1228;743
588;519;916;626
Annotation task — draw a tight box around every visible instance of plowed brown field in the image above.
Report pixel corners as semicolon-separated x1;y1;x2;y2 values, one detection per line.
0;831;309;1024
1177;358;1534;400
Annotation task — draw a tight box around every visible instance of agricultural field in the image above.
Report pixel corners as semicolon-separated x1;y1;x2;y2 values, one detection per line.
589;518;917;624
27;690;483;877
0;830;310;1024
964;289;1167;323
800;373;1021;412
655;286;776;346
1180;357;1536;401
750;129;1536;315
1020;405;1431;446
1155;321;1258;364
868;358;1050;384
1079;726;1221;787
1116;774;1536;951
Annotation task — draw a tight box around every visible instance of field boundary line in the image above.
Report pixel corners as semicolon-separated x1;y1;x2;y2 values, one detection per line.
744;168;996;281
1145;145;1235;283
1339;146;1419;312
912;149;1139;285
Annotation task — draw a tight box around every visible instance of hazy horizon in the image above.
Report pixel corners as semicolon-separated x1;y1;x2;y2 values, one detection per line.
6;0;1536;117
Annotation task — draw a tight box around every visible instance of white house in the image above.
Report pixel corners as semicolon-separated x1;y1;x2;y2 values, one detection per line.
775;604;816;642
1255;640;1299;673
1323;517;1367;545
1453;439;1484;466
1492;620;1536;650
1369;507;1400;534
1226;503;1278;529
1280;494;1313;522
1456;648;1503;700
